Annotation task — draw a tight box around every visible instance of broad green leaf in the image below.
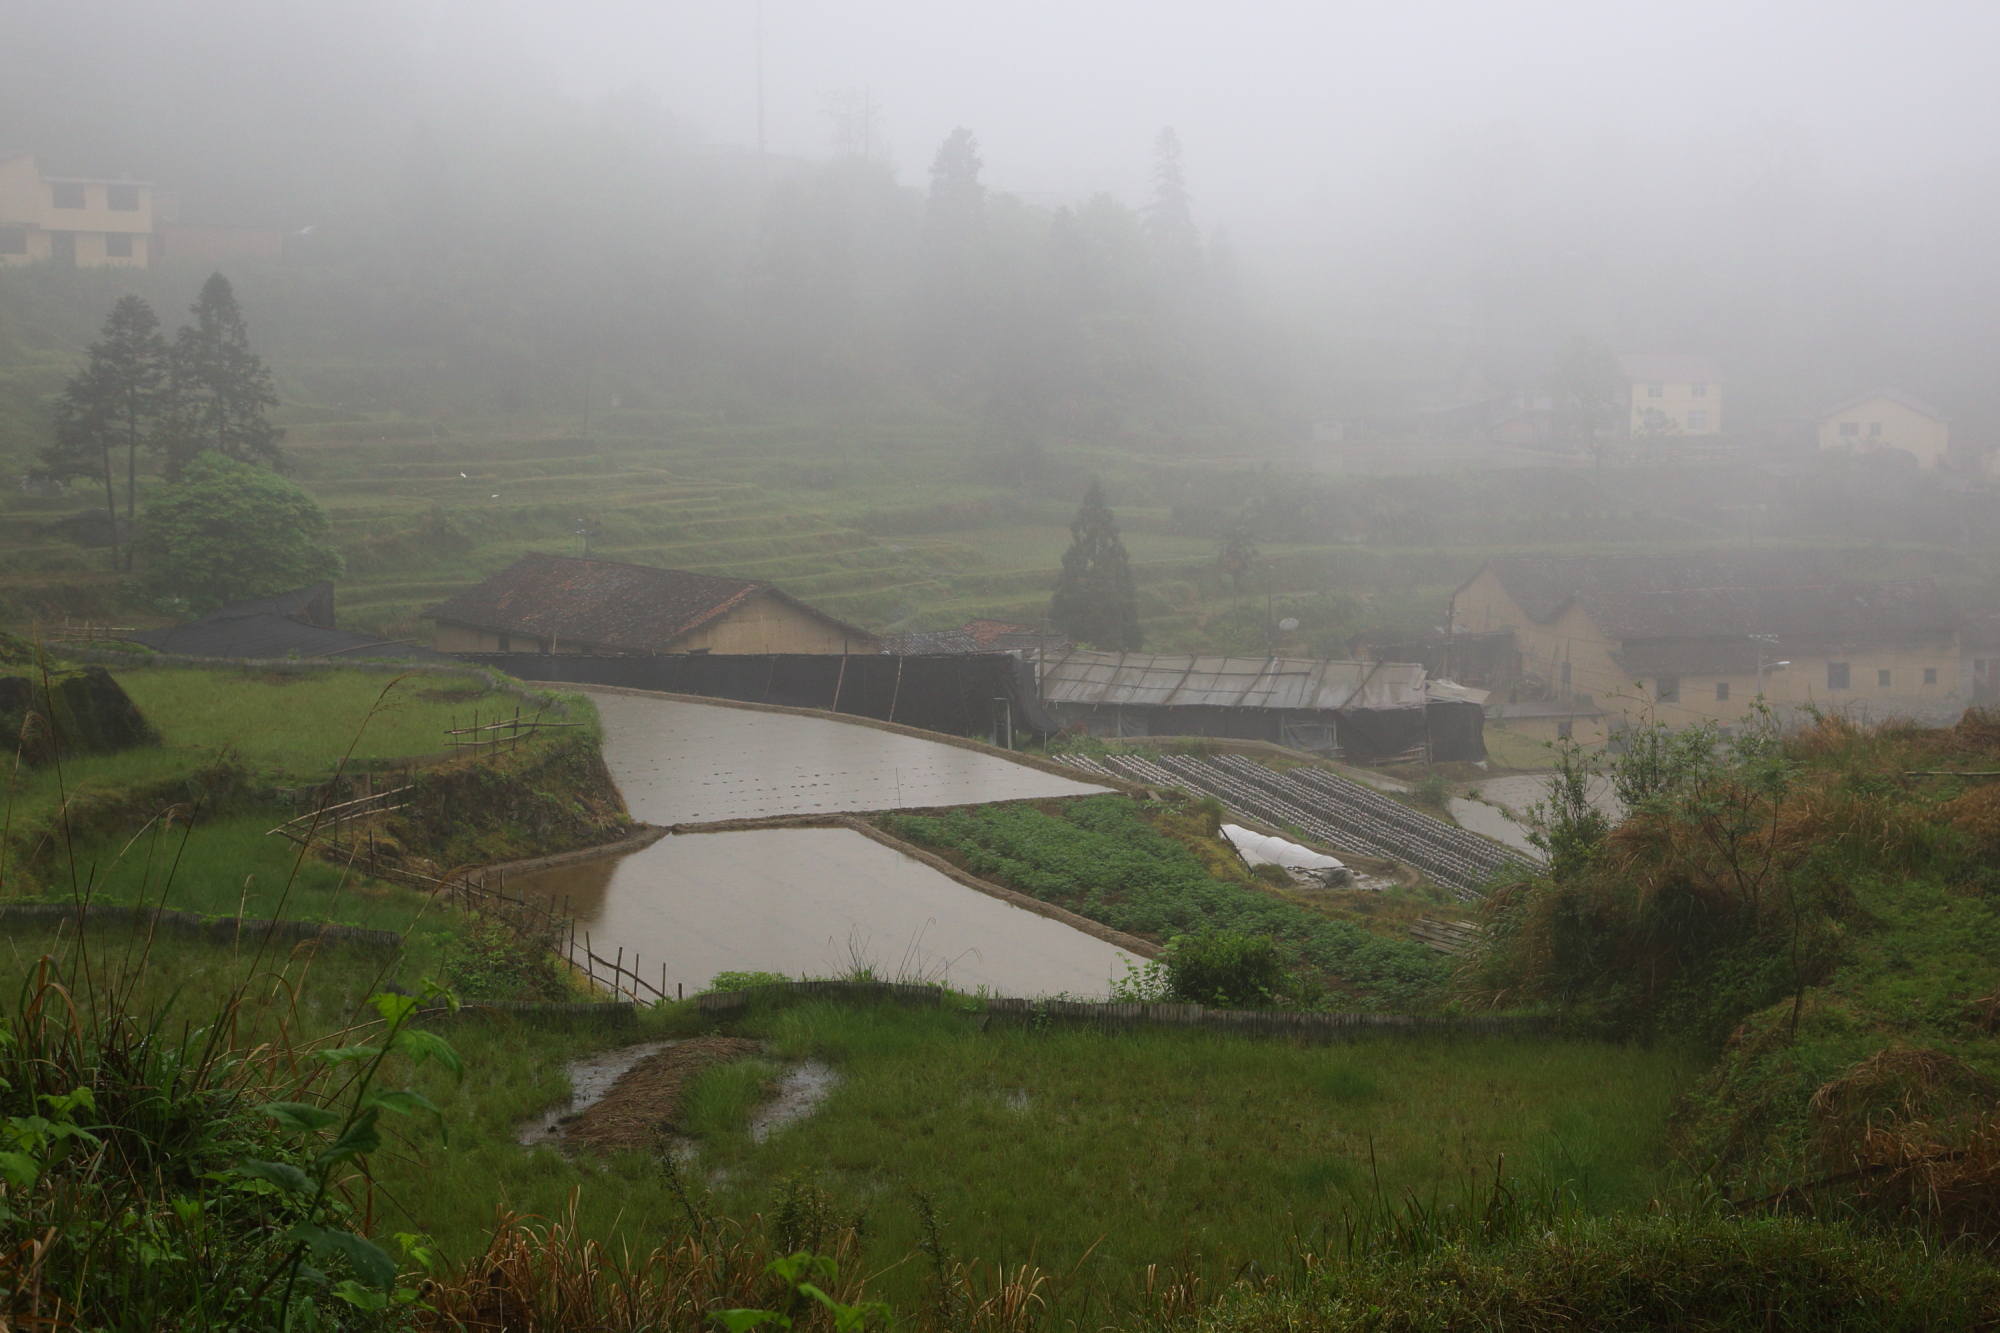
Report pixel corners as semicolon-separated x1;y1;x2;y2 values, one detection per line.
714;1309;785;1333
391;1028;464;1079
287;1222;395;1287
320;1229;398;1290
370;991;420;1027
768;1252;837;1285
0;1151;38;1188
364;1090;440;1119
316;1045;383;1066
257;1101;340;1134
332;1278;393;1310
236;1159;315;1195
314;1108;381;1167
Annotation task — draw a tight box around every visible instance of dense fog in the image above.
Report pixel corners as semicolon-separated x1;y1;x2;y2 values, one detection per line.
5;0;1999;445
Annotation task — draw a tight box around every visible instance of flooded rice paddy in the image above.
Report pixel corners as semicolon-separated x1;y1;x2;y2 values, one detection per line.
532;695;1133;999
513;826;1137;999
585;691;1108;824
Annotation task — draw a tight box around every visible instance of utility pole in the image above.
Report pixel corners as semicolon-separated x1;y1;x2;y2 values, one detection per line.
755;0;766;154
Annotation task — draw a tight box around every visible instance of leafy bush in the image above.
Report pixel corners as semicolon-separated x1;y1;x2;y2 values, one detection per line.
708;971;795;993
1159;929;1304;1008
439;917;571;1002
885;796;1448;1009
1411;770;1452;811
136;452;342;613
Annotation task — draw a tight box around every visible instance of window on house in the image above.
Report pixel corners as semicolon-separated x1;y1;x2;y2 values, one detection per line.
1879;668;1892;688
1691;382;1708;396
1840;422;1860;437
0;229;24;255
1869;422;1882;437
497;634;511;652
104;232;132;258
1925;667;1938;685
1557;721;1573;740
1656;675;1680;703
1828;662;1850;690
106;184;139;210
51;182;85;208
1686;410;1708;431
1716;681;1730;702
1648;383;1664;398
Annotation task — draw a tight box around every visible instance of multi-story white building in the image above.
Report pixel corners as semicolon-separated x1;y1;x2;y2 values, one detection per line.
0;150;155;268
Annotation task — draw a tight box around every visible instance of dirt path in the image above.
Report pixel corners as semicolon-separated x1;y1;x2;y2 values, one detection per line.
562;1035;762;1155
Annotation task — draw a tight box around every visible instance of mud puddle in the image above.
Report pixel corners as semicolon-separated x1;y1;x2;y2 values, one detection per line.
520;1037;838;1157
516;1040;680;1148
748;1061;839;1143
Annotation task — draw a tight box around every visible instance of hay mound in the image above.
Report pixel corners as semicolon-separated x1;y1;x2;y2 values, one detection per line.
2;665;157;765
563;1035;761;1156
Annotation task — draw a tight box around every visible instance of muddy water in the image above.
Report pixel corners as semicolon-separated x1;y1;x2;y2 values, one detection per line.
585;691;1109;824
1446;798;1539;857
749;1061;839;1143
511;827;1137;999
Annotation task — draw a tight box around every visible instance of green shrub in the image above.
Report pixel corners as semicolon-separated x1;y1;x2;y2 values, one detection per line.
1161;929;1295;1008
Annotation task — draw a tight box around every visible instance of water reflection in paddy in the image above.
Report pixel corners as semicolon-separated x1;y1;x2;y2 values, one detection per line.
584;692;1109;824
512;828;1136;999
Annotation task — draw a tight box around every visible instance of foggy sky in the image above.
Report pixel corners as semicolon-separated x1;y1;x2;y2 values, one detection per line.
7;0;2000;429
481;1;2000;228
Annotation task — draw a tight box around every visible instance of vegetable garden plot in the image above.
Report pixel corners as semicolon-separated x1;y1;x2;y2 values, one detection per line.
1057;752;1532;897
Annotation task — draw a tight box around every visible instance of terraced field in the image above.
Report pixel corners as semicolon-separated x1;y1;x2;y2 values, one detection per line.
0;415;1310;642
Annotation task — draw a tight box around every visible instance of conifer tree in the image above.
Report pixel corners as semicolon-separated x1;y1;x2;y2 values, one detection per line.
164;272;285;475
925;127;986;250
1143;127;1201;280
1050;479;1143;650
40;295;169;572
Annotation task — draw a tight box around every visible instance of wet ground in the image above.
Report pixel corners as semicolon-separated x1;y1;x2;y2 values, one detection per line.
512;826;1138;999
1446;797;1538;857
516;1039;838;1154
1449;773;1624;859
586;691;1109;824
749;1061;839;1143
516;1040;680;1147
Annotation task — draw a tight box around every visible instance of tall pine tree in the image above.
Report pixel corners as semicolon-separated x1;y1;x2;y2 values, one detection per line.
1143;127;1202;282
40;295;169;572
165;272;284;475
1050;479;1142;650
925;127;985;250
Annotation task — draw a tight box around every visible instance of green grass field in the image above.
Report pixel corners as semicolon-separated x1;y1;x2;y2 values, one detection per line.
669;1000;1696;1314
113;665;547;775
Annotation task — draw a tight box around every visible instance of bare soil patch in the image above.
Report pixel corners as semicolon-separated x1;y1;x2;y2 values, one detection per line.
562;1035;761;1156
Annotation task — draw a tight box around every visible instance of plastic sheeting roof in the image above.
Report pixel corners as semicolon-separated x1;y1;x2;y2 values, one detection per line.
1033;650;1427;711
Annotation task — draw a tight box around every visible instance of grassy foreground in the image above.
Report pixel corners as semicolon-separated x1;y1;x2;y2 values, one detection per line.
671;1000;1696;1314
2;915;1996;1330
